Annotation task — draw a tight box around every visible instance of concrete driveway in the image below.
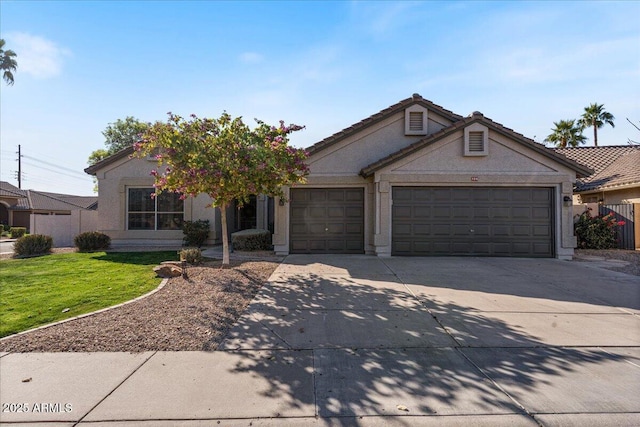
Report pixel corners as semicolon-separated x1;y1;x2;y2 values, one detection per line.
2;255;639;426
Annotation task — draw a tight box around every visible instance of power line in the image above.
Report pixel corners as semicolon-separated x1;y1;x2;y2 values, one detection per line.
22;155;88;177
22;161;92;182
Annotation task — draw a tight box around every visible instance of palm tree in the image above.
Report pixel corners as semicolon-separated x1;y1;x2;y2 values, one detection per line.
545;119;587;148
579;103;615;147
0;39;18;86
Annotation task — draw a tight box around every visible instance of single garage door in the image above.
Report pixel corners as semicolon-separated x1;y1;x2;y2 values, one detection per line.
392;187;554;257
290;188;364;254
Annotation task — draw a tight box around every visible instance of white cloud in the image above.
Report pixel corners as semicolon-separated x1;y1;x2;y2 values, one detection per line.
239;52;264;64
6;32;71;79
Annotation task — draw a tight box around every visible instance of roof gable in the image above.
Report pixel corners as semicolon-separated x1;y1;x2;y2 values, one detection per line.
360;112;593;178
306;94;463;156
84;146;135;175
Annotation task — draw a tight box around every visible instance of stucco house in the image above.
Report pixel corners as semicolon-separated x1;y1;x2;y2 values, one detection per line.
0;181;97;230
86;94;592;258
554;146;640;204
84;149;272;247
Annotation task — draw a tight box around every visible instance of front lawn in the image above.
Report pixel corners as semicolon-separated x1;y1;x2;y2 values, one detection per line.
0;251;178;338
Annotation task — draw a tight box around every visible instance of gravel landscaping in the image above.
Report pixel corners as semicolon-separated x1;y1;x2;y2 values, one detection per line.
574;249;640;276
0;260;279;352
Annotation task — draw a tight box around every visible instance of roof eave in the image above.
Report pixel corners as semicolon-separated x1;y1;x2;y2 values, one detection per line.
84;146;135;175
308;94;463;157
360;115;595;179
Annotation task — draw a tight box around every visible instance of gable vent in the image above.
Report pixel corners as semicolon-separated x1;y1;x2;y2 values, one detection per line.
409;112;423;131
468;131;485;152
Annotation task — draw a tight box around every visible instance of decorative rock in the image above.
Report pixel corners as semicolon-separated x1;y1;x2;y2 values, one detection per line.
161;261;183;266
153;265;182;278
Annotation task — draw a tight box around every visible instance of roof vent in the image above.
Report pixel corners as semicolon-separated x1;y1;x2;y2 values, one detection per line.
412;93;421;100
469;111;483;118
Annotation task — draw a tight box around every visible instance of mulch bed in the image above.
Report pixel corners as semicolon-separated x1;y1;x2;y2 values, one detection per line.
0;260;279;352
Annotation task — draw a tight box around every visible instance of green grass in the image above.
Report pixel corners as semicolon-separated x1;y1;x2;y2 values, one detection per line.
0;251;178;338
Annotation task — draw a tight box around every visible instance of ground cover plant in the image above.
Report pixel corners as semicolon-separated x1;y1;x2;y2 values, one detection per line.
0;251;177;337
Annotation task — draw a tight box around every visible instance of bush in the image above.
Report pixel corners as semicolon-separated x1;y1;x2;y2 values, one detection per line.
2;224;10;232
182;220;210;247
10;227;26;239
231;229;272;251
74;231;111;251
14;234;53;257
574;209;625;249
179;247;203;265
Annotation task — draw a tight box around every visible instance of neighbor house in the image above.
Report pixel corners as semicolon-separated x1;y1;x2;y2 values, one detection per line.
0;181;97;230
554;146;640;204
86;94;592;258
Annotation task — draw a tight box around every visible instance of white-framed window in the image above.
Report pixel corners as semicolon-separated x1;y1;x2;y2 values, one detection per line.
464;123;489;156
127;188;184;230
404;105;428;135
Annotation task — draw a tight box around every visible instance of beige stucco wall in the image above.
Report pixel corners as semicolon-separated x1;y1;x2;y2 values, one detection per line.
309;110;454;175
274;118;580;259
94;156;218;247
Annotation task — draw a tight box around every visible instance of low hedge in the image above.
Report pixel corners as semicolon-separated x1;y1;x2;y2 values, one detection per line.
74;231;111;251
179;247;203;265
10;227;27;239
231;229;272;251
182;220;210;247
14;234;53;257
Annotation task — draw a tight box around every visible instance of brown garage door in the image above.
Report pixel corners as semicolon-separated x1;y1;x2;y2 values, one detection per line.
290;188;364;254
392;187;554;257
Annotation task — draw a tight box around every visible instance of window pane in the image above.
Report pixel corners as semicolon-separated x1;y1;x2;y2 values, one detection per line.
128;188;155;212
158;192;184;212
157;213;183;230
128;213;155;230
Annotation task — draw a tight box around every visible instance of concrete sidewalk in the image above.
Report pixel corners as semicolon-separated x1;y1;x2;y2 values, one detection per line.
1;255;639;426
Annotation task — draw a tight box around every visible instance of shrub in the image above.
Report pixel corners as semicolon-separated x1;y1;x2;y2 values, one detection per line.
2;224;10;232
231;229;272;251
74;231;111;251
14;234;53;257
182;220;210;247
10;227;26;239
179;247;203;265
574;209;625;249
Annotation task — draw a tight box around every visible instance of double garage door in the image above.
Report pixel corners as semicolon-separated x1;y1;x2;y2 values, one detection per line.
289;186;554;257
392;187;554;257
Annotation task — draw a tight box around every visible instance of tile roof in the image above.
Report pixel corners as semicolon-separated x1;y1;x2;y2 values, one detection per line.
306;94;464;156
361;112;593;178
0;181;97;211
84;146;135;175
0;181;27;198
554;146;640;192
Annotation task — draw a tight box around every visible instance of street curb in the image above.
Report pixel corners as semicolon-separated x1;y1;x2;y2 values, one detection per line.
0;278;170;343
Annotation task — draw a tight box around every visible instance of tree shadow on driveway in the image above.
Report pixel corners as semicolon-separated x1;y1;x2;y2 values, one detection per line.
221;256;640;425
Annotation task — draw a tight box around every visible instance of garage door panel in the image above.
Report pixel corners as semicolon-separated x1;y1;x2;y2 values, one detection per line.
414;224;430;235
414;206;431;218
433;207;451;218
290;188;364;254
393;206;412;219
345;207;363;218
392;187;554;257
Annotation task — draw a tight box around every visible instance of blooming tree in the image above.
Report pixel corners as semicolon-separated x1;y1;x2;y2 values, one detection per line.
134;112;309;264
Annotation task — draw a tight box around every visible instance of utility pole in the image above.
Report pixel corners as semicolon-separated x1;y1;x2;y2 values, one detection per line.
17;144;22;188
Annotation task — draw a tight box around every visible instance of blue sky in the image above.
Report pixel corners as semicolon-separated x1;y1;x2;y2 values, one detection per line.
1;1;638;196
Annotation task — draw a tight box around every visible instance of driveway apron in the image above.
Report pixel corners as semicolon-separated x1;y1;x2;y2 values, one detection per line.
220;255;640;425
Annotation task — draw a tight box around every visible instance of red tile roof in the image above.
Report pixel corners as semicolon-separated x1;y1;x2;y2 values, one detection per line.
554;146;640;192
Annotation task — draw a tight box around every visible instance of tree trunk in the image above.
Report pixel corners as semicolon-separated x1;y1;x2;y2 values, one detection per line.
220;202;230;265
593;124;598;147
